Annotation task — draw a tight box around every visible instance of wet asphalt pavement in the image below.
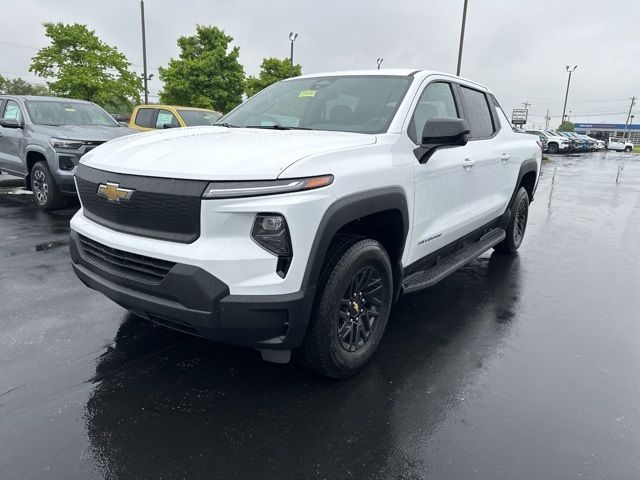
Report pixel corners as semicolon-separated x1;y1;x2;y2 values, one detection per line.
1;151;639;480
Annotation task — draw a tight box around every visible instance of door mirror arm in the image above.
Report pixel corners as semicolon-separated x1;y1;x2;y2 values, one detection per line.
415;117;470;164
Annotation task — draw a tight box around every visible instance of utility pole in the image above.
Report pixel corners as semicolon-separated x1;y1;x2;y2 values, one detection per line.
289;32;298;71
560;65;577;131
623;96;636;140
456;0;469;76
377;58;384;70
545;109;551;130
140;0;149;104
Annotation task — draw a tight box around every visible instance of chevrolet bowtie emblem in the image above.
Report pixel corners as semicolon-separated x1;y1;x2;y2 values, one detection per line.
97;182;134;203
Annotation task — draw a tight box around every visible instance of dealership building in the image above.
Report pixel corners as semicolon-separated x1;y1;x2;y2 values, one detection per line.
574;123;640;145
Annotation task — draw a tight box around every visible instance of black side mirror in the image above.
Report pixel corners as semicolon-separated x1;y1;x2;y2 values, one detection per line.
422;117;470;149
0;118;22;129
415;117;470;164
162;123;176;129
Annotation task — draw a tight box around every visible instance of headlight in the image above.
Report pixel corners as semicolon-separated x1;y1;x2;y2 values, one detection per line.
202;175;333;199
49;137;83;149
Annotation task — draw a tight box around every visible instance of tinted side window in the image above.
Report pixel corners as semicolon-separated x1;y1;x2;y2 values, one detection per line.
134;108;155;128
155;109;180;128
3;100;23;123
408;82;458;143
460;86;494;139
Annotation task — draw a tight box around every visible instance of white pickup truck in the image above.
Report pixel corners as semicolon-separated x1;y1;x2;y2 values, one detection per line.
607;136;634;152
69;69;541;378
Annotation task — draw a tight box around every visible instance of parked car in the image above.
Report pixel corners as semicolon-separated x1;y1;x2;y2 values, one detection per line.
129;104;223;131
525;129;570;154
70;69;541;378
607;136;634;152
0;95;136;209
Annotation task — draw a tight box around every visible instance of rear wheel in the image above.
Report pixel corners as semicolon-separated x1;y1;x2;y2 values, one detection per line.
30;161;65;210
495;187;529;253
299;236;393;378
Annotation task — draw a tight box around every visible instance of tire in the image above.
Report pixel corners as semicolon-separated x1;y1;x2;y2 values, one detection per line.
624;146;632;152
495;187;530;253
547;142;559;154
299;236;393;378
30;161;65;210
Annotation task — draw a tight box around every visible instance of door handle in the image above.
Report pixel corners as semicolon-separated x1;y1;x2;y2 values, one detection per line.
462;158;476;170
501;153;511;162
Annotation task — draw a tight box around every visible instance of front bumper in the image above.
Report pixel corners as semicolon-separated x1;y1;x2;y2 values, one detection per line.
69;230;311;349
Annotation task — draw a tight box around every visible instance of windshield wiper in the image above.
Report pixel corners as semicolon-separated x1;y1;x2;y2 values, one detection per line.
215;122;239;128
245;124;311;130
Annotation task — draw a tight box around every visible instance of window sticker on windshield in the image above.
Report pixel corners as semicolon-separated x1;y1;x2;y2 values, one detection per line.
299;90;316;98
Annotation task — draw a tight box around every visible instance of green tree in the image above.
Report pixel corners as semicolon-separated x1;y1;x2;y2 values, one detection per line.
159;25;245;113
245;57;302;97
1;77;50;96
30;22;141;112
558;121;574;132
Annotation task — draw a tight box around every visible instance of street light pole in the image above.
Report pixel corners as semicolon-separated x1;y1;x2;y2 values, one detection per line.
377;58;384;70
140;0;149;104
289;32;298;71
560;65;577;131
456;0;469;76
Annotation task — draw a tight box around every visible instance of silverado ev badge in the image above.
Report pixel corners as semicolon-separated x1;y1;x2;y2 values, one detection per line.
97;182;134;203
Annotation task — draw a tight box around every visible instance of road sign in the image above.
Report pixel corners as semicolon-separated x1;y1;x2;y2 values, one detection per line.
512;109;528;125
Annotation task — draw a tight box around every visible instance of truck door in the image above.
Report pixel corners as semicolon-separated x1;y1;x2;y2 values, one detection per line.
407;80;481;264
0;100;27;175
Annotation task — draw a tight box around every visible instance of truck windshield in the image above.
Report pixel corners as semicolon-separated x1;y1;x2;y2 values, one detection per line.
25;100;118;127
220;75;412;134
179;109;222;126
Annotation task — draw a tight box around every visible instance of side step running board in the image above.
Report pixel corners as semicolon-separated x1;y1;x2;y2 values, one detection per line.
402;228;506;294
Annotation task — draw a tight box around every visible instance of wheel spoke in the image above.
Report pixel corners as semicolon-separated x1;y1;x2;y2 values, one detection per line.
338;321;351;341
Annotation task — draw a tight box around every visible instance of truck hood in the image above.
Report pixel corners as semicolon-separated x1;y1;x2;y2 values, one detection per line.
80;127;377;180
36;124;136;141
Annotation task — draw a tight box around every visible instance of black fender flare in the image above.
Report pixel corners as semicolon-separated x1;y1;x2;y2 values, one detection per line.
510;158;539;204
300;186;409;294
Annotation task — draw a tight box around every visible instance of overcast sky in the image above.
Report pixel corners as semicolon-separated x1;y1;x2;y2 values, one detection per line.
1;0;638;127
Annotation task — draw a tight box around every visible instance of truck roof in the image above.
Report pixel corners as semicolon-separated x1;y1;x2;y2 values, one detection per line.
293;69;490;91
0;94;93;104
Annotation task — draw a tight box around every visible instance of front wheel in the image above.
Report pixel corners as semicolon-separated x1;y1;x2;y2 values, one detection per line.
547;142;559;154
624;146;632;152
299;237;393;378
30;161;65;210
495;187;530;253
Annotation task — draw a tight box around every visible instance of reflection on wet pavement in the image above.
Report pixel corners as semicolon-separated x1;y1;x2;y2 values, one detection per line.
1;153;639;479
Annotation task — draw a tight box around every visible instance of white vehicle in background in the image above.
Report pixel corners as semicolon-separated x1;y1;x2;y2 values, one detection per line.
525;129;570;154
607;137;634;152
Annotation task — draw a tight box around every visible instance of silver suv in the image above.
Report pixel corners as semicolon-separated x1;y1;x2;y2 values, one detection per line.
0;95;136;209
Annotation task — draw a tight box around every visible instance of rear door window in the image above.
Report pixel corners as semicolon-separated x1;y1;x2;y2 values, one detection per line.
459;86;495;139
134;108;156;128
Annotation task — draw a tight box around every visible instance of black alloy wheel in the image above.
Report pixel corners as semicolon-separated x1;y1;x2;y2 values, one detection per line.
337;266;384;353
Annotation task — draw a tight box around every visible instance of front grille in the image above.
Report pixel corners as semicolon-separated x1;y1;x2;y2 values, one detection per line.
75;164;209;243
78;234;175;284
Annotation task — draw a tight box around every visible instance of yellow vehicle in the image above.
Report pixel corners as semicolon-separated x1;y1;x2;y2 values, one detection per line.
128;105;222;131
